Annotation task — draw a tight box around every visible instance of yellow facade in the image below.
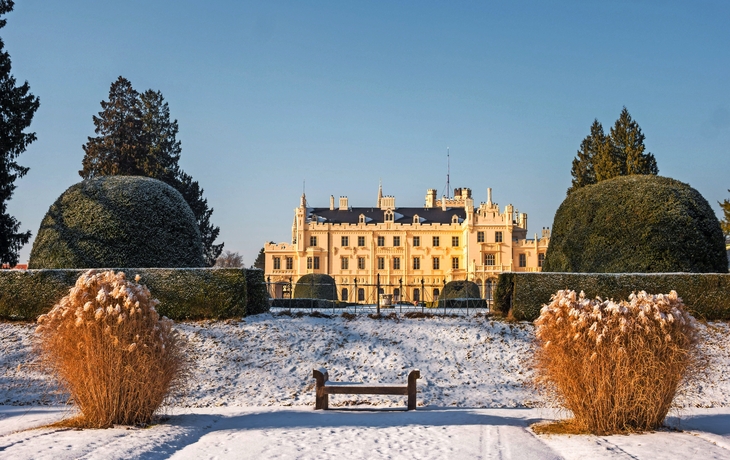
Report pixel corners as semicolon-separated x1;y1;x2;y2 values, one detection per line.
265;186;550;303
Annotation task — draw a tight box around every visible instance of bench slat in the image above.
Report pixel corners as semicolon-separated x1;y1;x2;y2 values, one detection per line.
324;385;408;396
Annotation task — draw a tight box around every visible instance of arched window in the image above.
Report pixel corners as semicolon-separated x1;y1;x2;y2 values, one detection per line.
433;288;440;301
384;210;394;222
452;214;459;224
359;214;366;224
358;288;365;301
413;214;420;224
341;288;349;302
393;288;400;301
413;288;420;302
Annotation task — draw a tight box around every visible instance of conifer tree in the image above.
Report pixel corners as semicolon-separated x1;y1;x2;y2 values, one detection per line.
0;0;39;266
80;78;223;265
720;193;730;243
568;107;658;194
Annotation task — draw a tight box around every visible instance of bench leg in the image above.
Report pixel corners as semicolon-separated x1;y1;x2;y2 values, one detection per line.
313;368;330;410
407;370;420;410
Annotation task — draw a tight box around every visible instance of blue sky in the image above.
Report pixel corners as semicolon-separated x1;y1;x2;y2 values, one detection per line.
5;1;730;265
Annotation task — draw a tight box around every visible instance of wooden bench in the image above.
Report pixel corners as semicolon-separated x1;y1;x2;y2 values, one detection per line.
312;368;421;410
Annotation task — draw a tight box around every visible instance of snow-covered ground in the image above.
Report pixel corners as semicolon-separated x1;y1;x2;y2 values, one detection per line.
1;314;730;459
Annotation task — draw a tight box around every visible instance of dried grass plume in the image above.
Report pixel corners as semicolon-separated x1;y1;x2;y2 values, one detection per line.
36;270;189;428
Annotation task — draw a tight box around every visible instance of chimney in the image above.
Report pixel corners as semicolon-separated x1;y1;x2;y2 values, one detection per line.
442;196;447;211
487;188;492;206
339;196;349;211
330;195;335;210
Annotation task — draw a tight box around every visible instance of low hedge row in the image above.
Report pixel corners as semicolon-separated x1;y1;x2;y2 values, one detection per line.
495;272;730;321
0;268;268;321
437;298;488;309
270;298;337;310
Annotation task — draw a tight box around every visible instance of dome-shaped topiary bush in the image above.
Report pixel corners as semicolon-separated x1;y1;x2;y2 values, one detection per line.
29;176;204;269
293;273;337;300
543;175;727;273
441;280;481;299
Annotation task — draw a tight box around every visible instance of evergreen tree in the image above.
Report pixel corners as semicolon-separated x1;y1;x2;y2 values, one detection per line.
568;107;658;194
80;78;223;265
0;1;39;266
720;192;730;243
253;247;266;270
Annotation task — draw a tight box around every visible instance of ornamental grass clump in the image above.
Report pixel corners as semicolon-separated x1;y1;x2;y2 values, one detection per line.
36;270;188;428
534;290;699;434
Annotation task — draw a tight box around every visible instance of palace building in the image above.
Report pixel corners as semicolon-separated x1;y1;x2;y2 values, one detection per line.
264;185;550;303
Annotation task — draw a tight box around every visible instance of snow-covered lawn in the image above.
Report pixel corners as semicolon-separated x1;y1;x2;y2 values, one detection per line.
1;314;730;459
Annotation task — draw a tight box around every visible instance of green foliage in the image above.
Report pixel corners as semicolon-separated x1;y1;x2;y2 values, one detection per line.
720;191;730;241
544;175;727;273
28;176;204;269
493;273;514;316
293;273;338;300
79;77;222;266
0;268;248;320
441;280;481;299
495;272;730;321
244;268;270;315
0;1;39;266
253;247;266;270
569;107;658;194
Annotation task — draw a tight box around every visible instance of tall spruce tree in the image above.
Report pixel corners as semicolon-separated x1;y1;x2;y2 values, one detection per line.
568;107;658;194
0;1;39;266
80;77;223;265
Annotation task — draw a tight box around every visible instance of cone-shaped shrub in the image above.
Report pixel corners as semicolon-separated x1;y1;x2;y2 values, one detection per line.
534;290;698;434
36;270;188;428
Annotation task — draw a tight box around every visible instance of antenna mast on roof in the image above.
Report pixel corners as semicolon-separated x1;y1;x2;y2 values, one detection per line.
442;147;451;199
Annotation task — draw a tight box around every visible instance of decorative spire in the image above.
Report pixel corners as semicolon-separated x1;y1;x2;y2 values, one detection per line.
377;179;383;208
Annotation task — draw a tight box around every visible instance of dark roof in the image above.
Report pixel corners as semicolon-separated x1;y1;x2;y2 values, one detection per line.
308;207;466;225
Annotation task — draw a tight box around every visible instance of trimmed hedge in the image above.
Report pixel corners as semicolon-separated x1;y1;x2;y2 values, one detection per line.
0;268;252;321
441;280;481;299
543;175;727;273
293;274;338;300
270;298;336;309
243;268;270;315
495;272;730;321
437;298;488;309
29;176;204;269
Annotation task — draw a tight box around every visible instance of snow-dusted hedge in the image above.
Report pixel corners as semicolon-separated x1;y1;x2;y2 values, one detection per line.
496;272;730;321
243;268;269;315
28;176;204;269
0;268;258;320
293;274;337;300
437;298;487;309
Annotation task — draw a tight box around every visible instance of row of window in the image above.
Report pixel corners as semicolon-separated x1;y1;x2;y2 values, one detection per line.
275;252;544;270
309;232;506;248
341;287;439;302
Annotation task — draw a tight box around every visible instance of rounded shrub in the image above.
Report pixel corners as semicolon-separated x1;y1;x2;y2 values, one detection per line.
543;175;727;273
293;273;337;300
29;176;204;269
35;270;188;428
534;290;698;434
441;280;481;299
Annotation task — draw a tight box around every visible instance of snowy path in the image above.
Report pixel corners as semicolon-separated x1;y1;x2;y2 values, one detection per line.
2;407;730;459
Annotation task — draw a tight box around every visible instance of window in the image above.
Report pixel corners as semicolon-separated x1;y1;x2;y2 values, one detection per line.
452;257;459;269
341;236;349;246
378;257;385;270
358;236;365;246
519;253;526;268
495;231;503;243
358;257;366;269
377;236;385;247
393;236;401;247
413;257;420;270
273;257;281;269
393;257;401;269
341;257;349;270
413;236;420;247
452;236;459;247
538;253;545;267
413;288;420;302
433;257;440;269
384;210;394;222
484;254;495;266
393;288;400;300
341;288;349;301
286;257;293;270
307;257;313;269
313;256;320;269
433;236;440;247
359;214;366;224
358;288;365;301
310;236;317;247
477;231;484;243
433;288;440;300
